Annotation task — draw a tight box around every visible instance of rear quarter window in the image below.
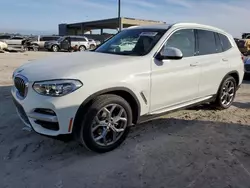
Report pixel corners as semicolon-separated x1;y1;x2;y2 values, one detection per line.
218;34;232;51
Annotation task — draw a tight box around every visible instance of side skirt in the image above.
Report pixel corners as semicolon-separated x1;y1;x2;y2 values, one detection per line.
137;95;216;124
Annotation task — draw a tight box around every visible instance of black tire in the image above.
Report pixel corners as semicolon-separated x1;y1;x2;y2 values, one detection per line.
214;76;236;110
76;94;132;153
79;45;86;51
52;45;59;52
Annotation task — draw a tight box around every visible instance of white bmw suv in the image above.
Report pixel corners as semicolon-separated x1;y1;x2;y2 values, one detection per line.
12;23;244;153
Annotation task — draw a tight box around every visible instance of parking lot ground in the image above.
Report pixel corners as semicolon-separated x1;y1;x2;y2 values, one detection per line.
1;52;250;188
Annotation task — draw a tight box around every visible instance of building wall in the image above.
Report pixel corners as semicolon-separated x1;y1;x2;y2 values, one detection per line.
58;24;68;36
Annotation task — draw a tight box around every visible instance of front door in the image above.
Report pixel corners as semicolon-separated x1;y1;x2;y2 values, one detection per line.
60;37;70;50
150;29;200;112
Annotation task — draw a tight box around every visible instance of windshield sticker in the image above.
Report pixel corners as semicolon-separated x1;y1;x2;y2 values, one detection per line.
140;32;158;37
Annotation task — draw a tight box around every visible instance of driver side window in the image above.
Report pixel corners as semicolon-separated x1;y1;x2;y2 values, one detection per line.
164;29;195;58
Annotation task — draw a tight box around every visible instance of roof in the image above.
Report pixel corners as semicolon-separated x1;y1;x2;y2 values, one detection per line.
64;17;165;30
130;23;228;34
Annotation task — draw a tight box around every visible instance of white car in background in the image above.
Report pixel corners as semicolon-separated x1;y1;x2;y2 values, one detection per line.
0;41;8;50
12;23;244;153
4;36;26;47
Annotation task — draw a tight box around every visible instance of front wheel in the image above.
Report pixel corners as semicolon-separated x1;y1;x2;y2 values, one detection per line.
214;76;236;110
79;45;86;51
52;45;59;52
76;94;132;153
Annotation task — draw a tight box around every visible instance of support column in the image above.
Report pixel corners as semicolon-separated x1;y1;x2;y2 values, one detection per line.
81;24;85;35
100;28;103;35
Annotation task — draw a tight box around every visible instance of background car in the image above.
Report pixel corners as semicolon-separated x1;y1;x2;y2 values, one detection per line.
3;36;26;48
30;35;61;50
0;35;12;40
0;41;8;50
244;57;250;76
44;36;89;52
234;38;248;55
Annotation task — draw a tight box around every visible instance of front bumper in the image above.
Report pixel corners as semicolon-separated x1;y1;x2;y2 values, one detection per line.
11;85;82;136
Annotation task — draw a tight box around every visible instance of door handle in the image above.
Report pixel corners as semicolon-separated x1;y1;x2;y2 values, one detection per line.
190;62;199;67
222;58;228;62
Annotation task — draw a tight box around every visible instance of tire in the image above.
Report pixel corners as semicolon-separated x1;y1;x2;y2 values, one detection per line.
214;76;236;110
76;94;132;153
52;45;59;52
32;44;39;51
90;44;96;50
79;45;86;51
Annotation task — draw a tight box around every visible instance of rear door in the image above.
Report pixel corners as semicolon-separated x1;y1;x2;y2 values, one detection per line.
9;36;24;46
196;29;231;97
71;37;80;47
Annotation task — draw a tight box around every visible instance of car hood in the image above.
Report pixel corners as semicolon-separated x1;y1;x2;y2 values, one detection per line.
14;52;134;81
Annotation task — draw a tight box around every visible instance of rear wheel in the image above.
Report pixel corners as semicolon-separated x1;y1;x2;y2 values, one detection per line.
76;94;132;153
214;76;236;110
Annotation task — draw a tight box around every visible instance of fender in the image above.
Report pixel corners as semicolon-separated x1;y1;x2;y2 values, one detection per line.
72;87;141;138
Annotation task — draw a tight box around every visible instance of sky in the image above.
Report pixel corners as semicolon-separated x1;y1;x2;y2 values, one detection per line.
0;0;249;37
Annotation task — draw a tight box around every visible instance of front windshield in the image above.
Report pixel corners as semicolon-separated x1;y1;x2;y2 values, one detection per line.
57;37;65;42
95;28;167;56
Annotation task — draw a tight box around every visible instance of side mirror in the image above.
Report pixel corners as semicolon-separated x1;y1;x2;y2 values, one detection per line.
156;47;183;60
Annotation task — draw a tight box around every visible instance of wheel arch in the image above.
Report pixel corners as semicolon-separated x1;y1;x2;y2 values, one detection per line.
72;87;141;136
79;45;87;50
226;71;240;86
217;70;240;95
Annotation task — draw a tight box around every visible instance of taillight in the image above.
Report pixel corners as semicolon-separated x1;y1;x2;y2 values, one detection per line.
241;54;245;63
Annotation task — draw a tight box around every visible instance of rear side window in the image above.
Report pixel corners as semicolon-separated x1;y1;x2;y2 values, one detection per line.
165;29;195;57
11;37;23;40
218;34;232;51
71;37;78;42
0;35;11;39
41;37;59;41
197;29;217;55
78;37;87;42
40;37;48;41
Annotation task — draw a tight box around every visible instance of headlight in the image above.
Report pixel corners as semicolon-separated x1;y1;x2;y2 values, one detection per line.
33;79;82;97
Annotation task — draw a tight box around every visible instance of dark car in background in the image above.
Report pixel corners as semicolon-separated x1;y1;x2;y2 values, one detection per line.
0;35;12;40
44;36;89;52
244;57;250;76
234;38;248;55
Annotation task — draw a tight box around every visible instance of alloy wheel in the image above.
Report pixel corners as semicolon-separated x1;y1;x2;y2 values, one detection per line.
91;104;128;146
220;80;235;106
53;45;58;52
79;46;85;51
